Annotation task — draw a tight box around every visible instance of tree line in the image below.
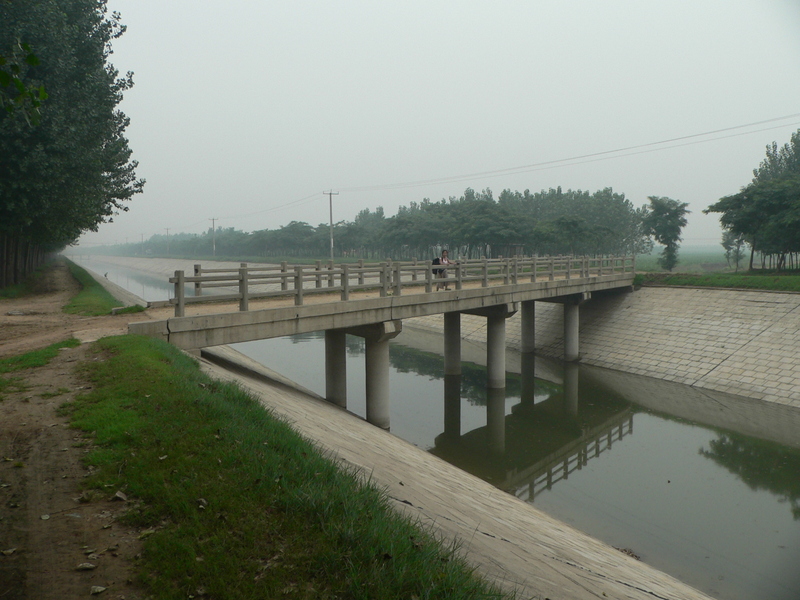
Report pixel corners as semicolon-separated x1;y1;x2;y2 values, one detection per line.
0;0;143;287
99;189;689;269
706;129;800;271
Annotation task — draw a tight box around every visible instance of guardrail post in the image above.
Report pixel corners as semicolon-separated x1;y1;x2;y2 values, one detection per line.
239;267;249;311
281;261;288;290
379;263;389;297
358;259;365;285
425;261;433;293
503;258;510;285
175;270;185;317
531;256;537;282
393;262;402;296
549;257;555;281
482;259;488;287
512;258;519;284
455;263;463;290
566;257;572;280
328;260;335;287
411;258;418;281
294;266;304;306
341;264;350;300
315;261;322;288
632;254;636;273
194;264;202;296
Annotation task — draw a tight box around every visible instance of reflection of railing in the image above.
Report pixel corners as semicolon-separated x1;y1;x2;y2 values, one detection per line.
168;255;635;317
512;412;634;503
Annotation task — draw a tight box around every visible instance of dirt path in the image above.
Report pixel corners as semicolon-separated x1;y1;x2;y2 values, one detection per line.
0;263;150;599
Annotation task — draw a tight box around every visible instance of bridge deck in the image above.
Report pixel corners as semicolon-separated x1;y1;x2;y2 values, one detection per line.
130;272;634;349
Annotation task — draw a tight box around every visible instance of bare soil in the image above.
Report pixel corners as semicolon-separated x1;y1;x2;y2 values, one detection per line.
0;263;154;599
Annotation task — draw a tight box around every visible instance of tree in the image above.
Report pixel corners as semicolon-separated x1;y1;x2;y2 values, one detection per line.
705;130;800;270
721;229;746;272
642;196;690;271
0;41;47;124
0;0;143;286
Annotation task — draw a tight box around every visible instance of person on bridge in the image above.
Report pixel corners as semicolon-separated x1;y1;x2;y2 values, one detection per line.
434;249;451;290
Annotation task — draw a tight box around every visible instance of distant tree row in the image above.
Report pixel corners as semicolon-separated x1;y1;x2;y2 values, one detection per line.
0;1;143;287
706;129;800;271
99;188;689;268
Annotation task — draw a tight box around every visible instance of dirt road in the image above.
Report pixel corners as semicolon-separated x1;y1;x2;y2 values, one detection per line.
0;263;151;599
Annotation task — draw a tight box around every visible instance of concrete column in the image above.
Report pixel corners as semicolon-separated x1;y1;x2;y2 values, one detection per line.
564;302;580;362
520;300;536;354
365;336;391;429
520;351;537;408
443;374;461;439
345;321;401;431
486;314;506;388
486;387;506;456
443;312;461;376
325;330;347;408
564;362;579;417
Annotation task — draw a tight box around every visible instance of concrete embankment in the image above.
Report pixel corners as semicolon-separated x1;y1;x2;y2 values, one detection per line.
199;346;716;600
406;286;800;410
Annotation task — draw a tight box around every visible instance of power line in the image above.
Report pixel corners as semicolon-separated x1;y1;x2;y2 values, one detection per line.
337;113;800;193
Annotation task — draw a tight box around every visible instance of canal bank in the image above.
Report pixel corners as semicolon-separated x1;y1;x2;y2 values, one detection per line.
404;286;800;410
199;347;717;600
72;255;798;597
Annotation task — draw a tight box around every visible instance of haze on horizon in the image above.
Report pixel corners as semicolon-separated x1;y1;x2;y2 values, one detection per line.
77;0;800;251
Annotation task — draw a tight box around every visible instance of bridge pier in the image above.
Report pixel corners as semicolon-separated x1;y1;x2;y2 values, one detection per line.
564;302;580;362
325;330;347;408
462;304;517;389
520;300;536;354
338;321;402;430
443;312;461;376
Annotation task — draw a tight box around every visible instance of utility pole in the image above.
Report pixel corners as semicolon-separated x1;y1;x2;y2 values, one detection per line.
140;233;144;256
323;190;339;263
165;228;170;256
209;218;217;257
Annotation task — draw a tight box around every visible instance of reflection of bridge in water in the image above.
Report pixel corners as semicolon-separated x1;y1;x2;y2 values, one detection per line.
431;363;635;502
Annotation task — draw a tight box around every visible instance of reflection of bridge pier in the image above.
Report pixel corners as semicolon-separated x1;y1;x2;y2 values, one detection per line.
432;362;635;500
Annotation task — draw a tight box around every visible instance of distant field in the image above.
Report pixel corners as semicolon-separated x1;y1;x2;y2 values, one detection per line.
635;246;729;273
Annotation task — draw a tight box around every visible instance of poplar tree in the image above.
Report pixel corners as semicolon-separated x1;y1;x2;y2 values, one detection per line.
0;0;143;286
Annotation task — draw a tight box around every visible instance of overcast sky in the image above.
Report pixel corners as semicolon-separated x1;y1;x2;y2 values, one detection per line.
77;0;800;250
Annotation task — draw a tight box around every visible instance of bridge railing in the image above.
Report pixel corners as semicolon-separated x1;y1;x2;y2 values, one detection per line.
168;255;635;317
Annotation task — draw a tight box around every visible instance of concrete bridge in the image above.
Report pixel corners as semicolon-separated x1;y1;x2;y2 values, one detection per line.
129;256;635;429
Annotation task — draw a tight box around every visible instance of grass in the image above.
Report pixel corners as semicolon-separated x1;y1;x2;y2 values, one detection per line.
63;259;145;315
0;338;80;401
0;338;81;374
60;335;511;600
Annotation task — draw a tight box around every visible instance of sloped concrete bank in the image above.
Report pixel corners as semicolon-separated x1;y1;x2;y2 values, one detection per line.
405;286;800;410
199;348;716;600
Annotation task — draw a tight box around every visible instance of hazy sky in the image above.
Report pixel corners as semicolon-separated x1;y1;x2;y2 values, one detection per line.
78;0;800;249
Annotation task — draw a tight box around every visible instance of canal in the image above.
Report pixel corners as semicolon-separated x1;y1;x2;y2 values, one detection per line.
73;256;800;600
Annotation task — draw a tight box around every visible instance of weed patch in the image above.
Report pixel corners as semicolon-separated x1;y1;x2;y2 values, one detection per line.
63;260;127;315
0;338;80;374
65;335;510;600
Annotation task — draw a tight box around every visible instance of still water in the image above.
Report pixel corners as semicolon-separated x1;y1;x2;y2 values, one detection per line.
234;333;800;600
74;257;800;600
